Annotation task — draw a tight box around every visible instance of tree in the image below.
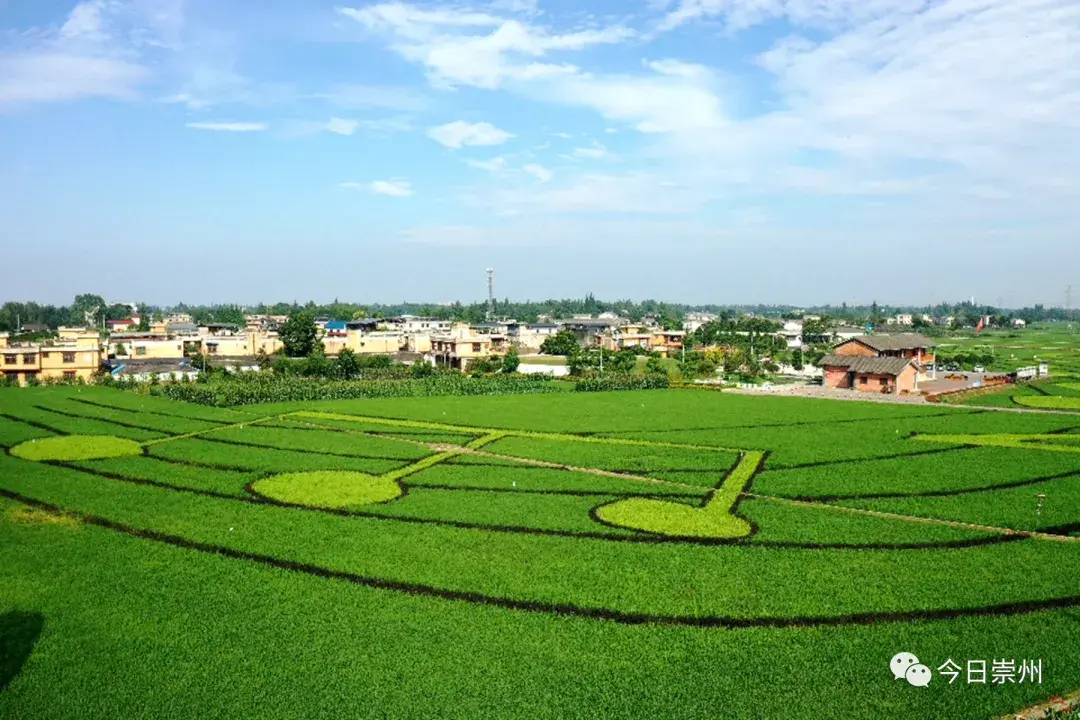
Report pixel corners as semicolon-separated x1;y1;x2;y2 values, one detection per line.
280;312;319;357
502;347;520;373
645;356;667;376
539;331;579;356
71;294;107;328
136;315;150;332
335;348;360;379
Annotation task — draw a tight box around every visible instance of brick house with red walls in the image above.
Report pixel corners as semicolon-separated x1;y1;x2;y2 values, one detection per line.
818;333;935;396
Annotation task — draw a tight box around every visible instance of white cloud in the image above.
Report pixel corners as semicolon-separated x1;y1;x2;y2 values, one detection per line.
551;132;573;139
572;143;607;160
314;83;430;111
428;120;514;148
0;53;148;104
185;121;267;132
467;156;509;172
464;171;706;214
325;117;359;135
340;3;633;89
0;1;157;107
343;179;414;197
522;163;552;182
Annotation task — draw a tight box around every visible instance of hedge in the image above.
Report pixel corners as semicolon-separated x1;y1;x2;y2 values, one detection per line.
151;373;565;406
574;374;670;392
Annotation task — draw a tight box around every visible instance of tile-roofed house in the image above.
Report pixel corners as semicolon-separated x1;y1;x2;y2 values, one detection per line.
848;333;936;353
818;332;935;396
818;355;914;377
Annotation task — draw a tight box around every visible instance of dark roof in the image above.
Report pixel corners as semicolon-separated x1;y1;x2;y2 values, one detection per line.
167;322;198;332
201;323;239;330
841;333;936;351
19;324;49;333
819;355;914;375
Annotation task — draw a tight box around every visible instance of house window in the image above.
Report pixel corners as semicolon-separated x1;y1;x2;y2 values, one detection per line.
63;371;77;379
24;372;36;382
859;376;867;385
135;347;148;356
62;352;76;363
40;352;49;359
207;345;219;355
3;355;16;365
880;378;888;386
472;343;482;353
22;353;37;364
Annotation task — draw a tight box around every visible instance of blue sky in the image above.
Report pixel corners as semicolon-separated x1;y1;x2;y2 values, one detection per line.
2;0;1078;307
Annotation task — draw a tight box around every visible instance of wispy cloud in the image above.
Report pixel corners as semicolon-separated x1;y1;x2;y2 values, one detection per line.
0;0;153;107
185;121;267;132
342;179;414;197
428;120;514;148
325;117;359;135
522;163;552;182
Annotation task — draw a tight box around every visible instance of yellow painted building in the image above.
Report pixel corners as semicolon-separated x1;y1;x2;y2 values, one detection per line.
347;331;401;355
0;332;103;384
430;333;494;370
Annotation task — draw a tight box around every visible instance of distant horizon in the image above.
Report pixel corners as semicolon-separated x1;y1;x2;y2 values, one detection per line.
1;294;1072;315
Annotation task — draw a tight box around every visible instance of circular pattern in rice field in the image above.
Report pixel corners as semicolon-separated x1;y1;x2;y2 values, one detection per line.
10;435;143;462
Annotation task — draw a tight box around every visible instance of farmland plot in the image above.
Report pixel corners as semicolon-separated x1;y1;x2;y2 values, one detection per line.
1;385;1079;720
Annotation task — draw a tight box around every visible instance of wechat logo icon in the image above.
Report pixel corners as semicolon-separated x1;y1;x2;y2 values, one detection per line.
891;652;932;687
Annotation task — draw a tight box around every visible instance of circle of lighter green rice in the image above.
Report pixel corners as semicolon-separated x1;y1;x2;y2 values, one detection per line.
252;471;403;508
10;435;143;462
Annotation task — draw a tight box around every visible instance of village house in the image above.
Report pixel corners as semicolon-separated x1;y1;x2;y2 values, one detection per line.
0;331;103;384
429;332;494;370
818;333;936;396
508;322;559;351
1011;318;1027;328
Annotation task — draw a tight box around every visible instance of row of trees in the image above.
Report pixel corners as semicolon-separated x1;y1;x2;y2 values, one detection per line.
4;294;1075;336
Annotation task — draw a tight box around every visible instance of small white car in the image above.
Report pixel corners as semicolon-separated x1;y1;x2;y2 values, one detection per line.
973;365;985;373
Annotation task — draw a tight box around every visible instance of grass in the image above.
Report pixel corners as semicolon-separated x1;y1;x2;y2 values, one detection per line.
10;435;143;462
3;385;1080;719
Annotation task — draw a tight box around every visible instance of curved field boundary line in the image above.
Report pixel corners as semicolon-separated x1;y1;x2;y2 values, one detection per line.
3;487;1080;629
746;493;1080;544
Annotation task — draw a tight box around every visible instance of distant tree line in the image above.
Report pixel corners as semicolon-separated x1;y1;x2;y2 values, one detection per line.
2;293;1076;334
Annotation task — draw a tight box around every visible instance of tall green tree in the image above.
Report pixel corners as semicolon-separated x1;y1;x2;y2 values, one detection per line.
71;294;107;328
539;331;579;356
279;312;319;358
502;347;520;373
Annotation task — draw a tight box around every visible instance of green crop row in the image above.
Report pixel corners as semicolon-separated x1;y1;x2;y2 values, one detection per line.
4;450;1080;622
738;498;996;545
417;460;707;498
754;445;1080;499
146;437;410;475
151;373;567;407
574;374;669;392
482;435;739;488
10;500;1080;720
838;471;1080;533
200;424;432;461
1015;395;1080;411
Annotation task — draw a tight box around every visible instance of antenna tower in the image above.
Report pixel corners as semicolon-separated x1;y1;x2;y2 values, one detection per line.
486;268;495;321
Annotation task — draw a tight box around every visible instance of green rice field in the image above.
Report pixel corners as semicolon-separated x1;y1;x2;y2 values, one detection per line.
2;386;1080;719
